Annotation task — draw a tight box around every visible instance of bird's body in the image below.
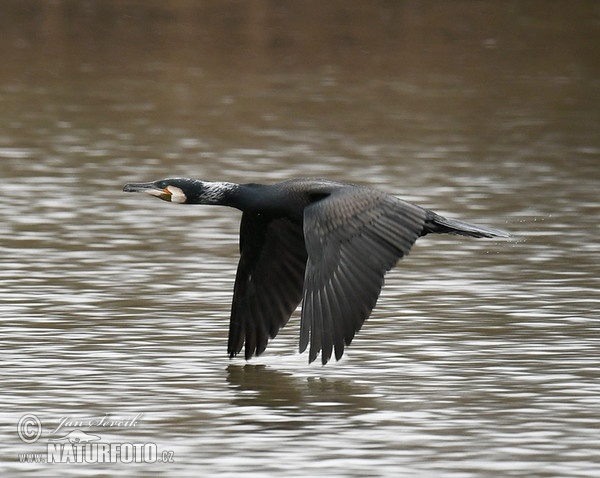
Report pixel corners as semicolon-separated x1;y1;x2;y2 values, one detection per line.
123;177;508;364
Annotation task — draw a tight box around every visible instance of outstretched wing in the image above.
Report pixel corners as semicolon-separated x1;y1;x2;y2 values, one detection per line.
301;187;427;364
228;212;307;360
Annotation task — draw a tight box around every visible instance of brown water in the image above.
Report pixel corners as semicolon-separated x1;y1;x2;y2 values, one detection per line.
1;1;599;476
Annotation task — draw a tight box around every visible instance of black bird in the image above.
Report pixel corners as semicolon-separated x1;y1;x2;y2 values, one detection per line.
123;177;508;365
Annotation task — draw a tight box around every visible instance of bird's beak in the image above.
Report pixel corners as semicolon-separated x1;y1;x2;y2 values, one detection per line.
123;182;172;201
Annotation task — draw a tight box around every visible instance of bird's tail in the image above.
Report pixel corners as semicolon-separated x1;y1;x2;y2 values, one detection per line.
421;210;510;238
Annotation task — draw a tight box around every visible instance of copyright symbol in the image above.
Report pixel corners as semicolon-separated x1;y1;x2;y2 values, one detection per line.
18;414;42;443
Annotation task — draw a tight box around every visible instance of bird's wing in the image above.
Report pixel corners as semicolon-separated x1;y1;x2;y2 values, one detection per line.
228;213;307;360
301;188;427;364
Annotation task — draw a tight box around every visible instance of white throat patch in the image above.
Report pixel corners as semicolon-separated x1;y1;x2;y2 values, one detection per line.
166;186;187;203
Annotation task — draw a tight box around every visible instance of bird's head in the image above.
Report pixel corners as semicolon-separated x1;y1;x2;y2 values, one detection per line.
123;178;236;205
122;178;200;203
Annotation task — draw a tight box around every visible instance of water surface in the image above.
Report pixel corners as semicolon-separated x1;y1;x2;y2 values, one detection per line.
1;1;599;477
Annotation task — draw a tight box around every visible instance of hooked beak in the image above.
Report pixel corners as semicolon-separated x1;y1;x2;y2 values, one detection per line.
123;182;172;201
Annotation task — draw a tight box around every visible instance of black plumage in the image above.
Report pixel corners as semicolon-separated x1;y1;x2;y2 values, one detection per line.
123;177;509;364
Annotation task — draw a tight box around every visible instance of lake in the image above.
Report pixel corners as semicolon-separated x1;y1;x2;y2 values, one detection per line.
1;1;599;476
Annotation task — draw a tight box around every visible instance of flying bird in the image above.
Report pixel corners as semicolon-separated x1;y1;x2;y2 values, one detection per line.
123;177;508;364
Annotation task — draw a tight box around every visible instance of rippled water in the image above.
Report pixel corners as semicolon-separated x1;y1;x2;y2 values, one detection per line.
1;2;599;477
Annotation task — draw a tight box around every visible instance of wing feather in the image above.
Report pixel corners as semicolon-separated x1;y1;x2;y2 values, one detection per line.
228;213;307;360
302;187;427;364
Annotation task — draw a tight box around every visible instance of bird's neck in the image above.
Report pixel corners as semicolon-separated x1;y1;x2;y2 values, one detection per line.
208;182;275;212
190;182;282;214
191;181;240;206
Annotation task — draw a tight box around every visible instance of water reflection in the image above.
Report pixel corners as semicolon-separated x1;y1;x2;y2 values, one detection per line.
227;364;379;413
1;1;599;476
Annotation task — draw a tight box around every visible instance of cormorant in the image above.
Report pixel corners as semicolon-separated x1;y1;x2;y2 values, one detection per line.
123;177;509;365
